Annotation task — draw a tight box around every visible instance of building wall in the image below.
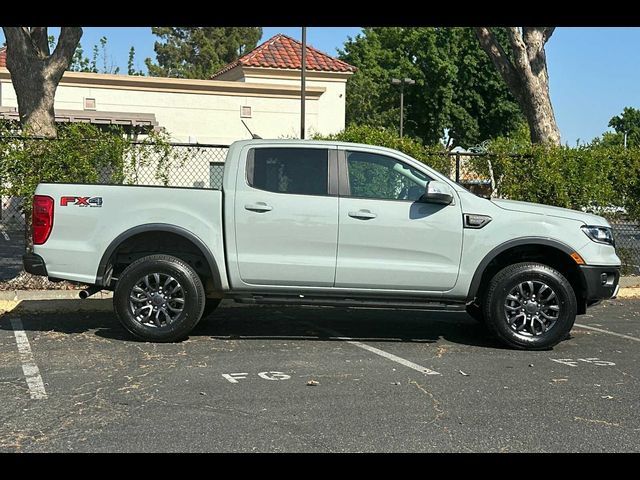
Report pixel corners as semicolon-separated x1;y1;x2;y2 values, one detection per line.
0;70;338;145
240;68;348;137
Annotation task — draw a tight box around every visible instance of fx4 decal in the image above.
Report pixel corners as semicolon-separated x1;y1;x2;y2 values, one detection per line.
60;196;103;207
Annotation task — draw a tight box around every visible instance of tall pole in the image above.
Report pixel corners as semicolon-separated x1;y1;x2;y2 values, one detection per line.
399;84;404;138
301;26;307;140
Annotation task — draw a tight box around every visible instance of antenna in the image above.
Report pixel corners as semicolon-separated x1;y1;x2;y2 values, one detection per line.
241;120;262;139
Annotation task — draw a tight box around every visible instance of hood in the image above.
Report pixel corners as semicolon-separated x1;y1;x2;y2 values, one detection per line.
491;199;610;226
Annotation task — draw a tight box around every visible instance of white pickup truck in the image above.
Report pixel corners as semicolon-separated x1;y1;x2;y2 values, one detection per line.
24;139;620;349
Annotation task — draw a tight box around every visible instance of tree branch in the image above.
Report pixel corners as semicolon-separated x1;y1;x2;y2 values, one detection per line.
2;27;31;63
48;27;82;76
29;27;50;58
522;27;551;87
506;27;530;72
473;27;522;94
543;27;555;44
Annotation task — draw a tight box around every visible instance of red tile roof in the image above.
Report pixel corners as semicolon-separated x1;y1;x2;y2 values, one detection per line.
212;34;356;78
0;47;6;68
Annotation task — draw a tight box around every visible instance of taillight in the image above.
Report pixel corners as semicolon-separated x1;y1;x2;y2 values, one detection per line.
32;195;54;245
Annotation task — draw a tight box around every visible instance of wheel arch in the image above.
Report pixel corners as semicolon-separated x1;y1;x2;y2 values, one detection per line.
466;237;585;313
96;223;222;291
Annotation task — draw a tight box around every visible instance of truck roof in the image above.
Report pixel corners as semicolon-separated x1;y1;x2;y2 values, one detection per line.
229;138;409;156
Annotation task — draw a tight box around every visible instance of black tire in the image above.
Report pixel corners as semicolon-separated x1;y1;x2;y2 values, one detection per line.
113;254;206;342
201;298;222;319
465;303;485;324
483;262;577;350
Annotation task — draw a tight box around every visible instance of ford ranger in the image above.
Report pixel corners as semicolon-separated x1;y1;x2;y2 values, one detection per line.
23;139;621;349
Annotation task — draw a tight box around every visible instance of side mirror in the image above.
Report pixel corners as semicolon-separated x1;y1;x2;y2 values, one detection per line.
422;180;453;205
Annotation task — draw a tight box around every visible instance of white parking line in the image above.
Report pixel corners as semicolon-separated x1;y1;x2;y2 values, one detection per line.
311;324;440;376
10;317;48;399
574;323;640;343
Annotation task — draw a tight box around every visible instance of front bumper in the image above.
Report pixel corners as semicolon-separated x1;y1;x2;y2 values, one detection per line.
23;253;48;277
579;265;620;304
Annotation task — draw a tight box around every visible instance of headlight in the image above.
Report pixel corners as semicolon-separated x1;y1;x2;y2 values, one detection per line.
581;225;615;247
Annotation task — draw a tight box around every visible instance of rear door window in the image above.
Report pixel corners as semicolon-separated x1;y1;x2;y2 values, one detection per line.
248;148;329;196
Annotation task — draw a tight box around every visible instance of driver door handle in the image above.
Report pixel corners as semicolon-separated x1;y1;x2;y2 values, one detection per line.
245;202;273;213
348;209;377;220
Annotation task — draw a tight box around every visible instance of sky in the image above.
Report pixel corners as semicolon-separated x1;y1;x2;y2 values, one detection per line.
1;26;639;146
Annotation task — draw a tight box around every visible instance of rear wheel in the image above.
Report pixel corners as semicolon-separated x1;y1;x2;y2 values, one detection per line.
483;262;577;350
113;254;205;342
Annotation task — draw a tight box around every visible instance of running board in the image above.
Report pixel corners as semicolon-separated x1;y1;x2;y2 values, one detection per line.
232;294;466;311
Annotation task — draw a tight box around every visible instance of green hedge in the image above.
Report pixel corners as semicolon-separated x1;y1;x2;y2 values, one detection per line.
469;142;640;220
0;123;175;214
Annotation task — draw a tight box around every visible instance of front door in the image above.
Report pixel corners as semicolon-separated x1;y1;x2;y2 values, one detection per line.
234;146;338;287
335;149;463;291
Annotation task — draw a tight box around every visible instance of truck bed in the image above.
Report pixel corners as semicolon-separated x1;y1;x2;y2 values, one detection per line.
32;183;225;286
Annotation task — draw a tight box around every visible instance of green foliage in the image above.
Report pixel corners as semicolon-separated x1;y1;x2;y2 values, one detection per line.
0;123;180;215
468;136;640;221
592;107;640;148
145;27;262;79
127;47;144;76
70;36;120;74
314;124;451;175
339;27;525;148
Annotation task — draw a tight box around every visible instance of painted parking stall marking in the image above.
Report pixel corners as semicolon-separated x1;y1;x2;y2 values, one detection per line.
550;357;616;367
311;324;440;376
10;317;48;399
574;323;640;343
222;371;292;383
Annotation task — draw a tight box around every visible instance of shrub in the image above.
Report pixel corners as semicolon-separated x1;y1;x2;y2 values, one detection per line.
468;138;640;221
0;123;175;215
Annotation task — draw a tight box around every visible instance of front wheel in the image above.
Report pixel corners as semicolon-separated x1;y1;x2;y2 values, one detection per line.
113;254;206;342
483;262;577;350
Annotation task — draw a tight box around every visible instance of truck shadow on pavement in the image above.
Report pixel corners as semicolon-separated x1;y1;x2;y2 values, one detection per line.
199;305;505;349
0;300;505;349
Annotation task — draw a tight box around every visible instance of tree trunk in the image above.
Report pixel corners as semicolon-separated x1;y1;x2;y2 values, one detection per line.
6;59;59;137
474;27;560;146
519;85;560;145
2;27;82;138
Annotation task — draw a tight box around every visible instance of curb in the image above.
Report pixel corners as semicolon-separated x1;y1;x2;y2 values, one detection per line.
0;290;114;314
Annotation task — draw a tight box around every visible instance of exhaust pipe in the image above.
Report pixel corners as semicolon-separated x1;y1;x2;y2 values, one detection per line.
79;285;102;299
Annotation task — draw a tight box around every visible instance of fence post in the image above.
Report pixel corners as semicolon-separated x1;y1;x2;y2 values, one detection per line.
455;153;460;183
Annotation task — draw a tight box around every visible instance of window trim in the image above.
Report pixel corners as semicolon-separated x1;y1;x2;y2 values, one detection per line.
245;146;338;197
339;149;434;203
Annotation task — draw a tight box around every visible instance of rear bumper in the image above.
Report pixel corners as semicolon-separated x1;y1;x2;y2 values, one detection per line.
23;253;48;277
579;265;620;304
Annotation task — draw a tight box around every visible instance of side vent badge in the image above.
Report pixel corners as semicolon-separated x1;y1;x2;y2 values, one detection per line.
464;214;492;229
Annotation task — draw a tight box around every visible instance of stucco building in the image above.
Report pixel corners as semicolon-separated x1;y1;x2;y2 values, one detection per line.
0;35;355;144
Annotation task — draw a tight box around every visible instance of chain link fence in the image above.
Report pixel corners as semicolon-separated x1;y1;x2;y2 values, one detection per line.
1;141;229;232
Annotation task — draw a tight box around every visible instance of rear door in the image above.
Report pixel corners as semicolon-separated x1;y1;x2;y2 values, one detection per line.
233;145;339;287
335;149;463;291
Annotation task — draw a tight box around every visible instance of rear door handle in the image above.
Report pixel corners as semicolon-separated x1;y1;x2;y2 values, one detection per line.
348;209;377;220
245;202;273;213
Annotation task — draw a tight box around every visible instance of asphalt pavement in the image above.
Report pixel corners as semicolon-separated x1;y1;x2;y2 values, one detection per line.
0;299;638;452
